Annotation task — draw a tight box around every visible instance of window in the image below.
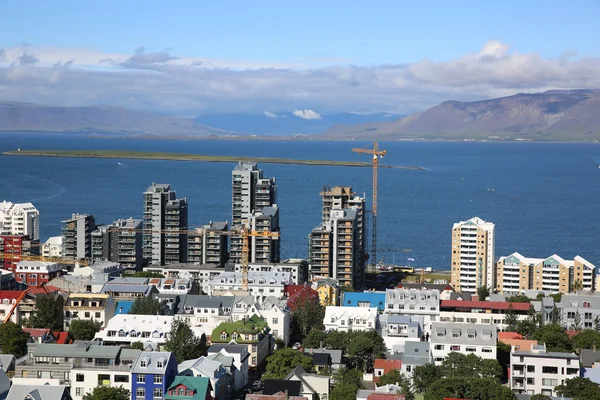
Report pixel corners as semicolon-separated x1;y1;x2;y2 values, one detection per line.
153;389;162;398
542;366;558;374
406;365;412;372
542;378;558;386
567;368;579;375
118;330;126;337
76;374;84;382
252;345;257;352
273;330;278;337
231;333;238;340
220;332;227;340
482;348;493;353
252;356;257;364
156;360;163;368
154;375;163;384
527;365;535;373
434;345;444;350
450;345;460;351
465;347;476;352
136;388;145;398
272;317;278;324
114;375;129;383
137;374;146;383
85;312;90;318
140;359;147;368
76;388;82;396
95;312;101;318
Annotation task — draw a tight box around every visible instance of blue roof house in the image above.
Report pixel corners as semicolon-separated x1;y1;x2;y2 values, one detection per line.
342;291;386;311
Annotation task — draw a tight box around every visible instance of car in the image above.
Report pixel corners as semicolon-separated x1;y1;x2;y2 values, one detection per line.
292;342;302;350
251;380;263;391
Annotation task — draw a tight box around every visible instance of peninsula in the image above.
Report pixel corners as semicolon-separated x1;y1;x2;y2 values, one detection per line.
2;149;425;170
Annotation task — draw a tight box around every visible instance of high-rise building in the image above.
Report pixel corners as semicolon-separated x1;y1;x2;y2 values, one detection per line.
249;205;280;264
0;201;40;240
91;218;144;271
231;162;277;227
61;213;96;260
187;221;229;267
308;187;366;290
143;183;188;266
451;217;495;294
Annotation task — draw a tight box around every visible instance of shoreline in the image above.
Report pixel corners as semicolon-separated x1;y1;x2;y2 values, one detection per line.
2;150;426;170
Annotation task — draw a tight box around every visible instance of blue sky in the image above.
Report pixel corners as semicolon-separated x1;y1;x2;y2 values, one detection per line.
1;0;600;116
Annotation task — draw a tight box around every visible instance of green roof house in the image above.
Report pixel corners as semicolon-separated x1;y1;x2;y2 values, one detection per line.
165;376;212;400
210;314;271;368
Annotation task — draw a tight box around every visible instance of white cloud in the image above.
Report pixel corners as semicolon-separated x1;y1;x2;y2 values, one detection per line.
0;41;599;115
292;109;322;120
263;111;278;119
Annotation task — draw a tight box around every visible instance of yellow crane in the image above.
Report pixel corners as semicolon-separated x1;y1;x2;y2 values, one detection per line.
0;253;89;266
351;142;387;271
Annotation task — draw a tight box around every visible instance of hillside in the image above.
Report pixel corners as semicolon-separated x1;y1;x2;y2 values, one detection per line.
324;90;600;141
0;102;228;136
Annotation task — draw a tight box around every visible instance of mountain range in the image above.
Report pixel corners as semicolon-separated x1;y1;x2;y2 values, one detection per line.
324;89;600;141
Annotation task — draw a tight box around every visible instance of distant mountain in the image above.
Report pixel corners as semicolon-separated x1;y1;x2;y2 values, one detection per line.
193;112;403;135
324;90;600;141
0;102;228;136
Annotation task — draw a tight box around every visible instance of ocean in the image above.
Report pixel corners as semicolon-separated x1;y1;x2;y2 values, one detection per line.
1;133;599;270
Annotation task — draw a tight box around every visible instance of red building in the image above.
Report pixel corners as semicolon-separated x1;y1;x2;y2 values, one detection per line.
0;235;40;273
15;261;62;285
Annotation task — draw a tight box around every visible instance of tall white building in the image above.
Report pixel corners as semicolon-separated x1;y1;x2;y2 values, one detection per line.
0;201;40;240
231;162;277;228
451;217;495;294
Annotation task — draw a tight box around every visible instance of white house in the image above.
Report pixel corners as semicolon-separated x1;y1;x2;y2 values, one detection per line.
203;271;292;301
147;277;196;295
378;314;423;353
323;306;378;332
401;341;433;381
176;295;234;333
207;343;250;391
230;259;308;285
510;344;580;396
385;288;440;334
233;296;291;346
64;293;116;329
285;366;329;400
42;236;62;258
430;322;497;365
94;314;177;349
178;356;230;399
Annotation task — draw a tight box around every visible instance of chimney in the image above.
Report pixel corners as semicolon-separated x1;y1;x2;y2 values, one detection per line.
319;340;323;349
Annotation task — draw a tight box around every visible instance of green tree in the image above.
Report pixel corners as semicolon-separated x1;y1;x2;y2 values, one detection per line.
551;305;563;325
440;352;502;382
28;294;64;330
477;285;490;301
331;368;364;400
302;329;328;349
129;296;162;315
571;279;584;293
346;330;387;371
425;377;516;400
412;363;442;393
529;394;552;400
504;303;519;332
533;323;572;352
549;293;562;303
82;386;129;400
506;294;530;303
571;311;583;331
379;369;403;386
325;330;348;352
399;379;415;400
262;348;313;380
291;295;325;340
339;285;355;292
572;329;600;353
555;377;600;400
163;319;207;363
517;306;541;339
68;319;102;340
131;341;144;350
0;321;29;357
594;316;600;332
130;271;164;278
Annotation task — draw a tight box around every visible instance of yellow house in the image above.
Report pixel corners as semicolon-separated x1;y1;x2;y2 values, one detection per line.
313;278;339;306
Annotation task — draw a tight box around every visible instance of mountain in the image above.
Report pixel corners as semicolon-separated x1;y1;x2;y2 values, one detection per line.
0;102;228;136
193;112;403;135
324;90;600;141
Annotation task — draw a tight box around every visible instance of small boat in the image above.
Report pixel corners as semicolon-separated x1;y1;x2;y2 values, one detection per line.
117;162;124;166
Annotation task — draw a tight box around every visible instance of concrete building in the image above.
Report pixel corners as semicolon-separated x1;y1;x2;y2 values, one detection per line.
323;306;378;332
64;293;116;329
451;216;495;294
308;188;366;290
211;315;270;368
497;252;596;294
131;351;178;400
94;314;181;348
142;183;188;266
0;201;40;240
430;322;497;364
0;234;40;273
437;299;531;331
401;341;433;381
230;259;308;285
187;221;229;267
559;294;600;330
145;263;225;281
379;314;423;353
15;260;62;285
510;344;580;396
62;213;96;260
91;218;143;271
203;271;293;301
231;162;277;227
249;205;281;264
385;288;440;333
42;236;62;258
342;291;386;311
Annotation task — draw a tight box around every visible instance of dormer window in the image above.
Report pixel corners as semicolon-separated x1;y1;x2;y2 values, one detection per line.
156;359;164;368
232;333;238;340
140;359;148;368
220;332;227;340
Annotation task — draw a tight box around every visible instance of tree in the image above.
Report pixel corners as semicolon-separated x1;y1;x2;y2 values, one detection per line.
477;285;490;301
82;386;130;400
163;319;207;363
571;279;584;293
504;303;519;332
68;319;102;340
506;294;530;303
339;285;355;292
291;295;325;340
530;395;552;400
517;306;541;339
412;363;442;393
555;377;600;400
549;293;562;303
27;294;64;330
570;311;583;332
595;316;600;332
379;369;403;386
532;323;572;353
131;341;144;350
440;352;502;382
262;348;313;380
425;377;515;400
130;271;164;278
551;305;563;326
399;379;415;400
0;321;29;357
325;330;348;352
302;329;328;349
331;368;364;400
129;296;162;315
346;330;387;371
572;329;600;354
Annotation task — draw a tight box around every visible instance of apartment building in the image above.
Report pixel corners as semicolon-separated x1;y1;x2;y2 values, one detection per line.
437;299;530;331
510;344;580;396
91;218;144;271
430;322;497;364
401;341;433;381
211;315;270;368
0;234;40;273
142;183;188;266
42;236;62;258
0;201;39;240
560;294;600;330
62;213;96;260
379;314;423;353
15;343;140;400
385;288;440;333
177;295;234;332
0;290;28;323
249;205;281;264
145;263;225;281
231;162;277;227
202;271;293;300
497;252;596;294
451;217;495;293
323;306;378;332
15;260;62;285
187;221;229;267
94;314;180;348
131;352;178;400
64;293;116;329
230;259;308;285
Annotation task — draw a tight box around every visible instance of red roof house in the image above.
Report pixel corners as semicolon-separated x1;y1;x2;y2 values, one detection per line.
367;394;405;400
373;359;402;382
286;284;319;311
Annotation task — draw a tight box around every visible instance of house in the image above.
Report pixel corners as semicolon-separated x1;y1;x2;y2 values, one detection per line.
48;273;110;294
247;391;308;400
430;322;497;364
233;296;291;346
203;271;293;301
71;261;123;279
164;376;212;400
148;277;197;296
14;261;62;285
560;294;600;330
230;259;309;285
385;288;440;333
131;351;178;400
207;343;250;391
64;293;116;329
176;295;234;333
286;285;319;311
285;366;330;400
210;315;270;368
323;306;378;332
178;356;233;400
342;291;386;311
580;348;600;384
356;384;403;400
94;314;179;349
510;344;580;396
261;380;303;397
6;383;72;400
305;351;331;374
373;359;402;382
498;332;538;352
312;278;339;306
0;290;35;324
396;283;454;299
100;279;158;315
144;263;225;281
303;348;343;371
401;341;432;380
438;299;530;331
379;314;423;353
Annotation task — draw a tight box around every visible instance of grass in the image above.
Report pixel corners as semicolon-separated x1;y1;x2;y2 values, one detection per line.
3;149;424;170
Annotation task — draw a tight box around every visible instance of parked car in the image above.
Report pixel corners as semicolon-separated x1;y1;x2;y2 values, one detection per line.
251;380;263;391
292;342;302;350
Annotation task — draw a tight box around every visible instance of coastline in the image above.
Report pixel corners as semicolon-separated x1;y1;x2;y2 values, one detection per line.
2;150;426;170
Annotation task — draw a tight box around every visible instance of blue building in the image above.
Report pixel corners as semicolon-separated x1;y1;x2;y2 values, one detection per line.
131;351;178;400
342;291;386;311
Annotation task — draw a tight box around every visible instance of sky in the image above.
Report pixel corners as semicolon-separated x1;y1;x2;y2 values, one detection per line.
1;0;600;117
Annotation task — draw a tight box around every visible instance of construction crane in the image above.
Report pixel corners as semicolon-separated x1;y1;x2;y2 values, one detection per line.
0;253;89;266
351;142;387;272
3;282;49;324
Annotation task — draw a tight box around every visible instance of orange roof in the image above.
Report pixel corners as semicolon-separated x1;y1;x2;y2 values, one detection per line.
0;291;24;301
149;278;161;285
22;328;50;337
499;338;538;351
368;395;404;400
29;286;61;294
373;359;402;373
498;332;523;340
51;331;73;344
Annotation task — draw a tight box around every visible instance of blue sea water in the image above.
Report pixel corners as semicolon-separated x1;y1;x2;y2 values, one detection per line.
0;134;599;270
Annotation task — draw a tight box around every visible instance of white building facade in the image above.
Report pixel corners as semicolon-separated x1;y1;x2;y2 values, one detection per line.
430;322;497;365
323;306;378;332
202;271;292;301
0;201;40;240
